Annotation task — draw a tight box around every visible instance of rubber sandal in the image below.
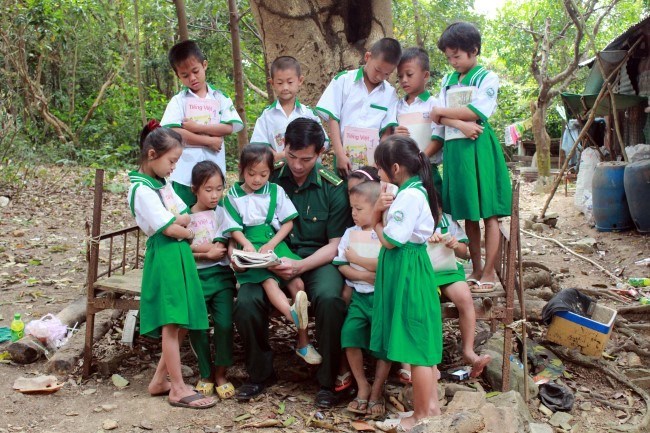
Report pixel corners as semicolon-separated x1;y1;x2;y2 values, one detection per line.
466;278;480;289
215;382;235;399
469;354;492;378
376;418;407;432
169;391;216;409
335;371;353;392
346;396;368;414
366;398;386;418
472;281;497;293
397;368;412;384
195;380;214;397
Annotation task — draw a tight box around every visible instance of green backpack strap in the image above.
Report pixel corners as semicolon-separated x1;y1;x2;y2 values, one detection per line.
265;183;278;225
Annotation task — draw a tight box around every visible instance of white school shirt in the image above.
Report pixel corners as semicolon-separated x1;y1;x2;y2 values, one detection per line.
383;177;435;247
436;212;468;243
127;171;188;237
191;205;231;269
436;65;499;141
221;182;299;234
332;226;378;294
315;68;398;136
250;99;330;152
396;90;444;164
161;85;244;185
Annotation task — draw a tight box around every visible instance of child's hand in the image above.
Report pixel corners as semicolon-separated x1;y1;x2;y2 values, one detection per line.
258;243;275;254
207;136;224;152
430;107;442;124
361;271;376;285
336;152;352;178
457;121;483;140
394;125;410;136
444;235;459;250
428;233;444;243
241;241;256;252
205;242;227;260
181;118;202;134
346;247;361;265
176;214;191;227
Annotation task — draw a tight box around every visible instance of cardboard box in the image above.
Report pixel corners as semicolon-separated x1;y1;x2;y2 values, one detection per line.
546;303;617;357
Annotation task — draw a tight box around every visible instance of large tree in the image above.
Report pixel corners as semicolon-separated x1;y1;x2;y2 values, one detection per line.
249;0;393;106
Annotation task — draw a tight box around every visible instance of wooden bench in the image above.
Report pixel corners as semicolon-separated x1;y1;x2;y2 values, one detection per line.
83;169;524;392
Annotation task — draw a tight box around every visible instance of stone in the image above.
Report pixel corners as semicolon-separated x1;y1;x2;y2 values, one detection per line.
486;390;533;432
529;423;554;433
444;383;476;398
577;386;590;393
101;404;117;412
524;219;534;230
548;411;573;428
101;419;118;430
0;196;9;207
481;345;539;399
627;353;642;367
410;412;485;433
539;404;553;418
532;223;546;233
181;364;193;378
111;374;129;388
82;388;97;395
446;391;486;413
480;403;517;433
579;402;592;411
570;237;597;254
112;392;123;398
616;410;627;419
140;420;153;430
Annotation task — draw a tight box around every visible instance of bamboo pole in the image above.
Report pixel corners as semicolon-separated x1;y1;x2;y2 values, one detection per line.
538;36;642;219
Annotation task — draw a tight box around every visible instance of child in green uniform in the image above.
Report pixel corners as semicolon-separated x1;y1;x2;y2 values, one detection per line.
370;136;442;431
430;22;512;292
185;161;237;399
128;123;215;409
223;144;322;365
334;181;391;417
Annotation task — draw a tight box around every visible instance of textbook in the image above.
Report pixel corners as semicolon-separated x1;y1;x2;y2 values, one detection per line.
398;111;432;152
348;230;381;272
231;249;283;269
185;99;221;125
188;210;217;247
444;87;474;141
380;182;399;225
159;183;180;216
342;126;380;170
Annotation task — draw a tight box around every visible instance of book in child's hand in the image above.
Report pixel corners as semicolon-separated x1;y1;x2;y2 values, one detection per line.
427;235;458;272
398;112;432;152
185;99;221;125
348;231;381;272
380;182;399;226
342;126;380;170
159;183;180;216
445;87;475;141
189;210;217;247
231;249;283;269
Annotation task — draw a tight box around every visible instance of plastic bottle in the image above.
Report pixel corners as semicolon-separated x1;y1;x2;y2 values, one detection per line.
628;278;650;287
10;313;25;342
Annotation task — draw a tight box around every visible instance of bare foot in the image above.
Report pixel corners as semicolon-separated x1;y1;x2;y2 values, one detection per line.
399;415;417;431
148;379;171;396
469;353;492;378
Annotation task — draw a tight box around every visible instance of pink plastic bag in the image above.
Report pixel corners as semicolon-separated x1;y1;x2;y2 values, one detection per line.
25;314;68;349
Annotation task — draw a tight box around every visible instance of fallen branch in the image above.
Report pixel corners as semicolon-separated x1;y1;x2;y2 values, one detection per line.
618;305;650;316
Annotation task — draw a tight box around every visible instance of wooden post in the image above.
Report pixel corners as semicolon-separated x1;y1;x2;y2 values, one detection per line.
228;0;249;151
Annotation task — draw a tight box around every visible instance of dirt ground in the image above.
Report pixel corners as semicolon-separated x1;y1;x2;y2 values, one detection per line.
0;166;648;433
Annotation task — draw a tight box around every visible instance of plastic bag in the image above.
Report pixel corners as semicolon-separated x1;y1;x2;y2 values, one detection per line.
25;314;68;349
574;147;600;214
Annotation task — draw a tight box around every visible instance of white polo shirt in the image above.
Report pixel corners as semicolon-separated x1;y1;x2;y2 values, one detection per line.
189;205;231;269
436;213;468;243
332;225;379;294
383;177;435;247
437;65;499;141
396;90;444;164
250;99;329;152
315;68;398;136
161;84;243;184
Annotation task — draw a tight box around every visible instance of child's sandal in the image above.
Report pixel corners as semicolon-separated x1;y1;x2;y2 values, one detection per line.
216;382;235;399
366;398;386;418
195;379;215;397
335;371;353;392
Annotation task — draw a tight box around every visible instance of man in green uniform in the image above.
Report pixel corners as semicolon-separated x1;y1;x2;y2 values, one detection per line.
234;118;352;408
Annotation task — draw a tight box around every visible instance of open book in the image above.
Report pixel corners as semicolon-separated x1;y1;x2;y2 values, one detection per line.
231;249;283;269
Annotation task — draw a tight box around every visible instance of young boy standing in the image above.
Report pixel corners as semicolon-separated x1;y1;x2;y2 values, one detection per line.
316;38;401;178
251;56;329;161
161;40;244;206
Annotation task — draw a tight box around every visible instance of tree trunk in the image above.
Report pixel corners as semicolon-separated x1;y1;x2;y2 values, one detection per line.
228;0;249;151
134;0;147;125
249;0;393;106
411;0;424;48
173;0;189;41
532;100;552;185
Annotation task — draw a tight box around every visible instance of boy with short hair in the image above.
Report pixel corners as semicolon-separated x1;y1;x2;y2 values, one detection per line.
316;38;401;177
161;40;244;206
251;56;329;161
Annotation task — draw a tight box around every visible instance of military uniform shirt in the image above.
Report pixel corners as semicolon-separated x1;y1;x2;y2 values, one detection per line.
161;84;243;183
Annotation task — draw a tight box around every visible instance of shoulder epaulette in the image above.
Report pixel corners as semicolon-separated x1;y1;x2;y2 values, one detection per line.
318;167;343;186
334;70;348;80
274;160;286;170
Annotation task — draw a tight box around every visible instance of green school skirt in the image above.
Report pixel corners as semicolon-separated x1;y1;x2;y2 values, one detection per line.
435;263;466;287
442;122;512;221
140;233;208;338
370;243;443;366
234;223;301;286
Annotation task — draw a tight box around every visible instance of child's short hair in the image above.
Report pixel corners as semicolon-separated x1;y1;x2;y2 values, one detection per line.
285;118;326;152
239;144;274;177
369;38;402;65
191;160;224;190
168;40;206;72
139;122;182;164
348;166;380;183
399;47;430;72
270;56;301;78
349;180;380;204
437;22;482;56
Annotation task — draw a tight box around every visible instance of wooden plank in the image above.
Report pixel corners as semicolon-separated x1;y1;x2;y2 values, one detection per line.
94;268;142;295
